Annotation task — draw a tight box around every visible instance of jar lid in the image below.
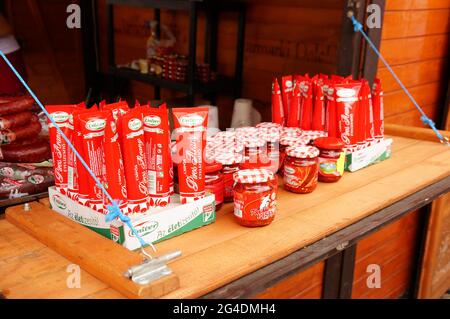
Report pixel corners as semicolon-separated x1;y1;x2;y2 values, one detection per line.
286;146;320;159
281;127;303;138
243;138;266;148
235;126;258;135
259;130;280;143
205;162;223;173
233;169;275;184
215;152;242;165
314;137;345;150
256;122;281;129
214;131;236;140
303;130;328;139
280;135;310;147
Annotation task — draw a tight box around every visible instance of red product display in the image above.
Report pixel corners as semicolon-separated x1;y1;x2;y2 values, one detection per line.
312;82;326;131
172;107;208;204
77;111;109;213
233;169;277;227
205;162;223;210
372;78;385;140
271;78;285;125
281;75;293;121
335;82;362;148
300;81;313;130
314;137;345;183
143;104;172;207
283;146;319;194
103;113;128;213
287;81;301;128
46;105;75;195
214;152;241;203
121;108;148;214
326;84;338;138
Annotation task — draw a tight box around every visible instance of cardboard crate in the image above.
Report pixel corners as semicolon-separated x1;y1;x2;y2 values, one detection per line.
48;187;216;250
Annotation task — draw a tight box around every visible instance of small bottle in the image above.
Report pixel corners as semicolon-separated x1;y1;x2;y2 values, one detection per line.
283;145;319;194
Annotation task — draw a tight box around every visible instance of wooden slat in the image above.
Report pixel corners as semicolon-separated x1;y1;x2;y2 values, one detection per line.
385;124;450;143
382;9;450;40
385;104;439;127
255;261;324;299
5;202;179;299
383;82;443;117
378;34;448;66
385;0;450;11
377;58;447;93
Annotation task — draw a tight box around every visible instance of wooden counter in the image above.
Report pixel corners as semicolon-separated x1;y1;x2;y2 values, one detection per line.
1;135;449;299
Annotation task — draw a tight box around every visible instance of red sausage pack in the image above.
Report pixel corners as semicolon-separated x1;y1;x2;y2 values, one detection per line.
271;78;285;125
121;108;148;214
281;75;293;120
172;107;208;204
286;81;301;128
372;78;385;140
77;111;109;213
143;104;172;207
46;105;75;195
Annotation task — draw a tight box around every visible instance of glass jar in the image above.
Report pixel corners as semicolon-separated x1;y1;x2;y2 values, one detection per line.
314;137;345;183
215;153;242;203
279;135;310;175
205;162;224;211
283;146;319;194
233;169;277;227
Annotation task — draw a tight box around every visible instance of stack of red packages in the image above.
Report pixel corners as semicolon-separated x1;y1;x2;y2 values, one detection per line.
46;101;174;216
271;74;385;152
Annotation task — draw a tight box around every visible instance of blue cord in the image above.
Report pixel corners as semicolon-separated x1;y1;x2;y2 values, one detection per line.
0;50;150;248
350;16;448;144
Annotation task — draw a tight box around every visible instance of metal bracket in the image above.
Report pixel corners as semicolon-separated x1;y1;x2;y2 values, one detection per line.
124;250;181;285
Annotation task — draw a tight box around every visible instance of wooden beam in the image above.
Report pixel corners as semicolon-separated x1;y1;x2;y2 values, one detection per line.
362;0;385;86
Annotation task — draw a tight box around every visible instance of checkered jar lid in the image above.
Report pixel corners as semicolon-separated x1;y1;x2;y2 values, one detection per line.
243;137;266;148
286;145;320;159
281;127;303;138
233;168;275;184
280;135;310;147
259;130;280;143
215;152;243;165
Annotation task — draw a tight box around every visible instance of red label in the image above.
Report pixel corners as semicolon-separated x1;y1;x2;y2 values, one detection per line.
121;109;148;208
283;162;318;190
234;190;276;222
205;180;224;206
222;172;234;200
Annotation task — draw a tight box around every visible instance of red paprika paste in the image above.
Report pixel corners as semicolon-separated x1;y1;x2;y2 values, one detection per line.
283;146;319;194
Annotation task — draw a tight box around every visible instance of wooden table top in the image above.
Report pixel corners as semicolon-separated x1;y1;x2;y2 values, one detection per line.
1;136;449;299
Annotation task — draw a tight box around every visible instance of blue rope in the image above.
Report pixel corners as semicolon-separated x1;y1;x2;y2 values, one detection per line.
350;16;448;145
0;50;150;249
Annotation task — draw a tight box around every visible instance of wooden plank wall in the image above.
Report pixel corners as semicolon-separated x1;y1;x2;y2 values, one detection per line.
352;210;421;298
96;0;343;127
378;0;450;127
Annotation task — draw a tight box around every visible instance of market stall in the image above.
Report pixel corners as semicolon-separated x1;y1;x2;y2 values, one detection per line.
0;0;449;301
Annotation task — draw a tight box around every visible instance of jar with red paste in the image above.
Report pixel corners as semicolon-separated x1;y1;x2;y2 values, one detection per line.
279;135;310;174
215;152;242;203
314;137;345;183
233;169;277;227
283;146;319;194
205;162;224;210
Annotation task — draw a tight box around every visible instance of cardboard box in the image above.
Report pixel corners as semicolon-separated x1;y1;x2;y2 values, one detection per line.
48;187;216;250
345;138;393;172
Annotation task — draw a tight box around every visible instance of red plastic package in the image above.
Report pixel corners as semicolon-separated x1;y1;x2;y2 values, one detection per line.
286;81;301;127
46;105;75;195
172;107;208;204
121;108;148;214
103;112;128;213
335;82;362;148
372;78;384;140
300;80;313;130
77;111;109;213
363;81;375;144
271;78;285;125
326;83;338;138
312;81;326;131
143;103;172;207
281;75;293;120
